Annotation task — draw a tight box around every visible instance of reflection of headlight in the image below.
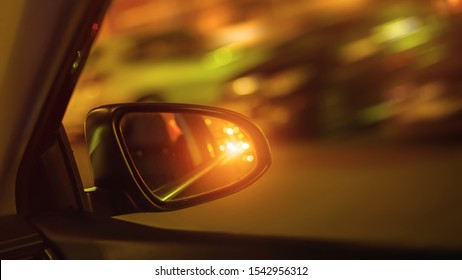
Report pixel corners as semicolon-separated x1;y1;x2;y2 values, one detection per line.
243;155;254;162
218;125;254;162
223;126;241;135
231;76;259;96
224;141;254;162
220;140;250;155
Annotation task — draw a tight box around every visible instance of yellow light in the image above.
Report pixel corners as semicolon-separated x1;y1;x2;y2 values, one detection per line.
340;38;378;64
207;143;215;158
224;141;250;156
219;145;225;151
246;155;254;162
373;17;422;44
232;76;259;96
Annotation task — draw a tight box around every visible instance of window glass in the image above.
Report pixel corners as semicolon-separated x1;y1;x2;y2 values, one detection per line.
63;0;462;248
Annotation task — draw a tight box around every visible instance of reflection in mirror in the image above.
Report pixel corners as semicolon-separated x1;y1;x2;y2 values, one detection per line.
120;113;257;202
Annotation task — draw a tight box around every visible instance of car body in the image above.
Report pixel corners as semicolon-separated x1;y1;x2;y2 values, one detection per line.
1;0;462;260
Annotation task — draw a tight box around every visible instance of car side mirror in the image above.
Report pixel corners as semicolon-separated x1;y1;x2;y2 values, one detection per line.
85;103;271;215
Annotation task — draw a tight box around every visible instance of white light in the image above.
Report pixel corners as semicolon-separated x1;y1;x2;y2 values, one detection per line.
226;128;234;135
226;143;237;152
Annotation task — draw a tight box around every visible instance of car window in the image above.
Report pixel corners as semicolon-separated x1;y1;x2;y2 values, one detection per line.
63;0;462;249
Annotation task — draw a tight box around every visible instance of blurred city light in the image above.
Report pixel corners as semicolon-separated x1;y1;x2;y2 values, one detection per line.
231;76;259;96
64;0;462;146
340;38;378;64
373;17;422;43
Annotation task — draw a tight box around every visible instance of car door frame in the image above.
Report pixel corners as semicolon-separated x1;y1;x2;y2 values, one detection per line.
0;0;110;259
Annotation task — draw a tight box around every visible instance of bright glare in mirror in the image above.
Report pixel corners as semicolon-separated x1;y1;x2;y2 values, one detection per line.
226;127;234;135
120;112;257;202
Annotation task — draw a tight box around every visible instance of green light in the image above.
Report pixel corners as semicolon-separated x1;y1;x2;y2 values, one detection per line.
201;47;235;69
71;51;81;73
88;126;105;157
418;45;446;68
156;154;230;201
372;17;422;44
357;103;391;124
84;187;98;193
372;16;433;52
213;47;233;66
391;28;431;52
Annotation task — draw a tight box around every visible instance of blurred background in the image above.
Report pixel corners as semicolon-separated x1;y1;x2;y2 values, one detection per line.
64;0;462;143
63;0;462;248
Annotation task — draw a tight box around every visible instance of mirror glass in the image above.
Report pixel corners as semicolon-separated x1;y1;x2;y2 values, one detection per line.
120;112;257;202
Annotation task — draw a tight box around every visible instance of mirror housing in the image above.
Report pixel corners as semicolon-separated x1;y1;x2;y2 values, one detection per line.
85;103;271;215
